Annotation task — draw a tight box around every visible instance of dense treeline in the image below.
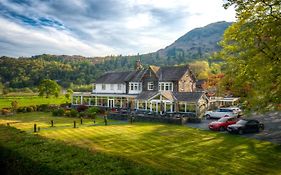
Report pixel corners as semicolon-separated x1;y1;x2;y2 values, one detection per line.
0;53;212;89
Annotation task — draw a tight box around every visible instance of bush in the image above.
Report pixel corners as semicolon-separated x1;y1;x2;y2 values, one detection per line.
77;105;88;112
70;109;78;117
1;108;11;115
85;107;100;118
38;104;49;112
26;106;34;112
52;108;65;116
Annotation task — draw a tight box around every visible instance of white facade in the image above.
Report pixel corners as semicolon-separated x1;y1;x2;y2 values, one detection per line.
92;83;126;94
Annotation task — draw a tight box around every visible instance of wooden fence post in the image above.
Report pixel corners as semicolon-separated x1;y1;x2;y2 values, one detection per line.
38;127;40;132
34;124;37;132
80;118;83;125
74;121;76;128
51;120;54;127
104;116;107;126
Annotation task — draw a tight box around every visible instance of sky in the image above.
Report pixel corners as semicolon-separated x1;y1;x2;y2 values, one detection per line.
0;0;236;57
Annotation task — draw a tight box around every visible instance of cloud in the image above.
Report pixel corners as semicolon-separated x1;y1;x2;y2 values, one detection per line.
0;0;236;57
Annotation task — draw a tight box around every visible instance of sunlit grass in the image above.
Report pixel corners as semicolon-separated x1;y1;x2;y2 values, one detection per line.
1;112;281;175
0;95;69;109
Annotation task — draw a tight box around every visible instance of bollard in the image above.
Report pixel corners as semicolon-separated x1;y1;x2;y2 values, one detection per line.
7;123;10;126
51;120;54;127
104;116;107;126
34;124;37;132
74;121;76;128
80;118;83;125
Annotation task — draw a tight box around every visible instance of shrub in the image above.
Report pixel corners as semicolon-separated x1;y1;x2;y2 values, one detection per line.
60;103;71;108
77;105;88;112
1;108;11;115
38;104;49;112
52;108;65;116
64;110;71;117
85;107;99;118
79;112;86;117
26;106;34;112
70;109;78;117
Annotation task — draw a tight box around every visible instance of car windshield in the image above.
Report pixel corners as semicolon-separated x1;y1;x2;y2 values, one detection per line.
218;118;229;122
237;119;247;125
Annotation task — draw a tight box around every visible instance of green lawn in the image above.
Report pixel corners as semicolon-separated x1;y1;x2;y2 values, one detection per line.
1;112;281;175
0;95;69;109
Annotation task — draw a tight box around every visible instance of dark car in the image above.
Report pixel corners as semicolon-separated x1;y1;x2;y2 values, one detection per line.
227;119;264;134
208;117;238;131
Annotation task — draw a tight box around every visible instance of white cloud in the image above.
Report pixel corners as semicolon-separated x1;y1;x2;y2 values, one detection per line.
0;0;236;57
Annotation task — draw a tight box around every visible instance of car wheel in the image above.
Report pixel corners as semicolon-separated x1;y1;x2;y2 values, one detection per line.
219;126;225;131
206;114;211;119
238;129;243;135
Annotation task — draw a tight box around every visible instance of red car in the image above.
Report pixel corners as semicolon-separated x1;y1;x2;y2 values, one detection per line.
208;117;238;131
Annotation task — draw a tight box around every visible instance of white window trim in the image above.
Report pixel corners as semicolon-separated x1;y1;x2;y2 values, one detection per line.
159;82;173;91
110;84;114;90
148;82;154;90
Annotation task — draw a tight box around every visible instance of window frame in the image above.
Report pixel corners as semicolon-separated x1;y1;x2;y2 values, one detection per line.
148;82;154;90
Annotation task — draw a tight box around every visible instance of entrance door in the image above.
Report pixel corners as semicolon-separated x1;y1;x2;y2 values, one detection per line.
108;99;114;108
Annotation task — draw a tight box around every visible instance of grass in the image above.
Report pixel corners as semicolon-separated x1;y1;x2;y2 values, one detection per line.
0;126;166;175
1;112;281;175
0;95;69;109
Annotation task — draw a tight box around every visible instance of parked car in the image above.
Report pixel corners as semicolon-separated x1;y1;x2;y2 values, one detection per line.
227;119;264;134
208;117;238;131
224;106;243;116
204;108;238;119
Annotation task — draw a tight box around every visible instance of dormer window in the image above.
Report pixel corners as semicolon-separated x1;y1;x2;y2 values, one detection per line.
148;82;154;90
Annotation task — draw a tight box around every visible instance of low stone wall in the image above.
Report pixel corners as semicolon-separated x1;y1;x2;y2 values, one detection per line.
106;113;200;125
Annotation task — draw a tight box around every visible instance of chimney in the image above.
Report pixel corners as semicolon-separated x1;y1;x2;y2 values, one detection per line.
135;59;143;70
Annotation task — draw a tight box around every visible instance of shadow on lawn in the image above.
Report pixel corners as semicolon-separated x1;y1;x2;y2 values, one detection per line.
134;124;281;175
0;146;60;175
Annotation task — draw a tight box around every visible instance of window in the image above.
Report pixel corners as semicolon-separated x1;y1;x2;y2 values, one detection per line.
93;84;96;90
148;82;154;90
159;82;173;91
110;84;114;90
129;82;141;91
134;84;138;90
117;84;122;90
102;84;106;90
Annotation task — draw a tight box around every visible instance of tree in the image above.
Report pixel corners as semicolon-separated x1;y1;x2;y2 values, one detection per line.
65;88;73;101
220;0;281;110
38;79;61;98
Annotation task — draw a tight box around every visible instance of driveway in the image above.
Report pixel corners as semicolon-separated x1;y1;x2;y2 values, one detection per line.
186;111;281;144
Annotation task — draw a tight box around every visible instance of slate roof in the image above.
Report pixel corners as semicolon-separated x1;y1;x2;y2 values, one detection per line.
94;64;196;84
135;91;159;100
135;91;205;103
94;71;132;84
126;70;147;82
173;92;205;103
158;65;196;82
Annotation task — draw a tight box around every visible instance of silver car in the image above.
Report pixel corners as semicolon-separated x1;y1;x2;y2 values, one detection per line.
204;108;238;119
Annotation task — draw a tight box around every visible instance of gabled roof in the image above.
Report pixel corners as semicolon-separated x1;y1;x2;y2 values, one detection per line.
173;92;205;103
135;91;159;100
94;71;132;84
158;65;196;82
126;69;147;82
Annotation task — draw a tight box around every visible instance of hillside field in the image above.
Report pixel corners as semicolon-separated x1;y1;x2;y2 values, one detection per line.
0;95;69;109
0;112;281;175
